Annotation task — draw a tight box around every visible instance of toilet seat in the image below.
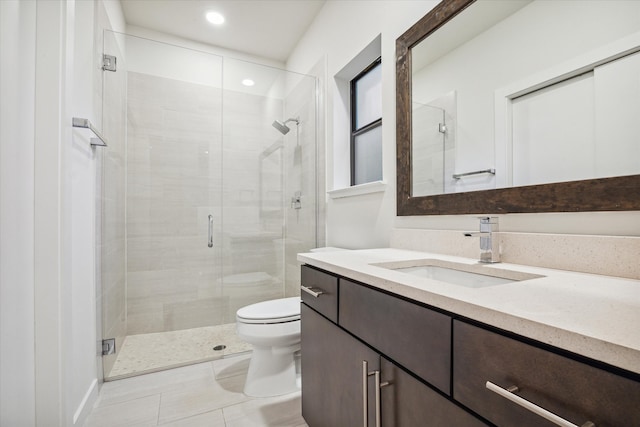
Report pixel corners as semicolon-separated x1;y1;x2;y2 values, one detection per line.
236;297;300;324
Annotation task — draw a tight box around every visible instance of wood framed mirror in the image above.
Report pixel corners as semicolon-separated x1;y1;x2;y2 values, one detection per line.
396;0;640;216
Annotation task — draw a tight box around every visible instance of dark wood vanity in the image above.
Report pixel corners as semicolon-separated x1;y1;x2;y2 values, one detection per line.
300;264;640;427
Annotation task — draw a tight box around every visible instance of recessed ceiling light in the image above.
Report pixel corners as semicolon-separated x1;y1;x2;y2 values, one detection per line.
206;11;225;25
242;79;255;87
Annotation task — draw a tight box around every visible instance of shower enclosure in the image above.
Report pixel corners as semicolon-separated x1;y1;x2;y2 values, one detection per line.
411;91;456;197
98;31;318;380
412;103;447;196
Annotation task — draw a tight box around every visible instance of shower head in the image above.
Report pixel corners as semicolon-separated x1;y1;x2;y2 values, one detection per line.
272;120;291;135
272;117;299;135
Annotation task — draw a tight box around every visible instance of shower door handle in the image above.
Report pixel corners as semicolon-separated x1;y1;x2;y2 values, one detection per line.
208;215;214;248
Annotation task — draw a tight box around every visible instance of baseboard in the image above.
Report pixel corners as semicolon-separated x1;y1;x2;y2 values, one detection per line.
73;378;99;425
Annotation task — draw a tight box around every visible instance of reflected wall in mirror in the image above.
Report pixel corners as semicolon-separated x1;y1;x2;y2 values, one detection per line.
397;0;640;215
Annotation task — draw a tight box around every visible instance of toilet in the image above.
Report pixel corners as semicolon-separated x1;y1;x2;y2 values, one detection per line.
236;296;301;397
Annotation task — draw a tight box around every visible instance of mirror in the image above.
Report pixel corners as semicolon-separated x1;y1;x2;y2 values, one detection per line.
396;0;640;215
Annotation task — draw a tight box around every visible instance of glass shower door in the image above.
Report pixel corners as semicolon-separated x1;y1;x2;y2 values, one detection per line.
100;31;224;379
99;32;318;381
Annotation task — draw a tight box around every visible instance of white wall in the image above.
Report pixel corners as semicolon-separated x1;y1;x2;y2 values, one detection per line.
68;0;103;423
1;0;127;425
125;33;223;86
0;1;37;425
287;0;640;248
125;24;285;71
287;0;441;249
36;0;102;424
33;0;68;424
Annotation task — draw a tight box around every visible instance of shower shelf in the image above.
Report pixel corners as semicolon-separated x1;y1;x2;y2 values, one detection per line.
72;117;108;147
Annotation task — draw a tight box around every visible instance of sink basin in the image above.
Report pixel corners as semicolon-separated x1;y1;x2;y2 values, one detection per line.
374;259;544;289
393;265;515;288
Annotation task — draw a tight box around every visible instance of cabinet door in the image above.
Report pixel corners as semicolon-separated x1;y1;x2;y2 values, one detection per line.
381;357;487;427
340;278;452;394
454;320;640;427
301;303;380;427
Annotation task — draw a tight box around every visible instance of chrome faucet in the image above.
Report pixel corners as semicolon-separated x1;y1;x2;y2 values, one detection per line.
464;217;500;263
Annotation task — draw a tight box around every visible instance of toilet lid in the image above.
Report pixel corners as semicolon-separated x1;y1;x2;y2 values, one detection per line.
237;297;301;324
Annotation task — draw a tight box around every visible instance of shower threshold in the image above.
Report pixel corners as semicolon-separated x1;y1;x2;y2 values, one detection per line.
105;323;251;381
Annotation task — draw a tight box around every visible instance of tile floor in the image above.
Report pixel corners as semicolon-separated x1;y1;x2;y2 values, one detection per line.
85;354;308;427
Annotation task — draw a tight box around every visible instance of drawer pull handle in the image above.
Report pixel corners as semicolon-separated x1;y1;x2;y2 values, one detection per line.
486;381;595;427
362;360;389;427
301;285;324;298
362;361;369;427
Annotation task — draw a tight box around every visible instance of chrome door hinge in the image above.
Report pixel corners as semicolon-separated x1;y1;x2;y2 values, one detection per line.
438;123;447;134
102;54;117;72
291;191;302;209
102;338;116;356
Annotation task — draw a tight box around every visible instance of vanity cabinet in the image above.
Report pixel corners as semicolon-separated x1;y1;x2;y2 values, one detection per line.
301;266;486;427
453;320;640;427
301;264;640;426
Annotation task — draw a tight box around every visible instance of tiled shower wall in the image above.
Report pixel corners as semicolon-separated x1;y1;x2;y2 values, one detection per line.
126;72;225;335
125;70;317;334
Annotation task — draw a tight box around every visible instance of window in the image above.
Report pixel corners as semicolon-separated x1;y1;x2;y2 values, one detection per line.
351;58;382;186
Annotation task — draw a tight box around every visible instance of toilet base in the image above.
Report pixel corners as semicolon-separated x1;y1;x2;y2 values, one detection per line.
244;345;299;397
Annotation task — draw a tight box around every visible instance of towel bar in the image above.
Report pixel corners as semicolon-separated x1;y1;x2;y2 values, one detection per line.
72;117;108;147
452;168;495;179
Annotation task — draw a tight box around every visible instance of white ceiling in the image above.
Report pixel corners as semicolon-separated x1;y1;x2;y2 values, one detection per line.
120;0;326;63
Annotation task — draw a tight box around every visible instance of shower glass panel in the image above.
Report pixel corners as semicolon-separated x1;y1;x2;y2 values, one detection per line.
100;30;128;380
101;31;224;379
412;103;446;196
221;58;318;318
100;32;317;380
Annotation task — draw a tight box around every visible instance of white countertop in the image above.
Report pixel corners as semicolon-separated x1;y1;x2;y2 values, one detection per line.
298;248;640;374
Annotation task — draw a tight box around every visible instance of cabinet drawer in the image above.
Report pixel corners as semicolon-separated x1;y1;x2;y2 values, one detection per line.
453;320;640;427
339;278;452;394
301;265;338;323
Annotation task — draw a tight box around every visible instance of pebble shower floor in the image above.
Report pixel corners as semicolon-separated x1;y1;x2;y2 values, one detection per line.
107;323;252;380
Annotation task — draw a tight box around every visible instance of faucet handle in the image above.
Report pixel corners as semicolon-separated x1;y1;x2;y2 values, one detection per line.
478;216;498;223
464;217;500;263
478;216;499;232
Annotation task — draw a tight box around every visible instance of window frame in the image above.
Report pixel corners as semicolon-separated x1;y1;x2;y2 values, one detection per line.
350;57;382;186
